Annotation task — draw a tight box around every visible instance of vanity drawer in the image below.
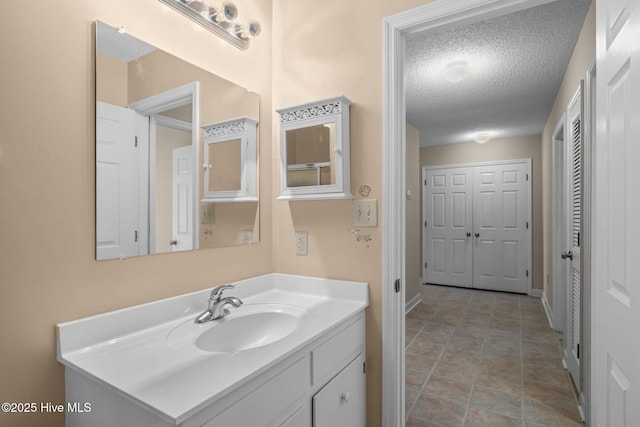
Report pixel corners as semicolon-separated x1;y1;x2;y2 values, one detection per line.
312;353;365;427
311;315;364;385
202;355;310;427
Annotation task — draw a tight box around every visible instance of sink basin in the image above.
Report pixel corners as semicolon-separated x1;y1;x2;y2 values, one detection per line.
167;303;307;354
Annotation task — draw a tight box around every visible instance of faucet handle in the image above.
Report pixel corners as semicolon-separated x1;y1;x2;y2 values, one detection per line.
210;284;235;301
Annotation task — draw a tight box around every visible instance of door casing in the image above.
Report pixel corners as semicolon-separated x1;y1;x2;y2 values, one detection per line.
382;0;581;425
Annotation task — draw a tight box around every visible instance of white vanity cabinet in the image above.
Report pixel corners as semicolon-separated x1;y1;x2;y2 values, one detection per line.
58;274;367;427
192;313;366;427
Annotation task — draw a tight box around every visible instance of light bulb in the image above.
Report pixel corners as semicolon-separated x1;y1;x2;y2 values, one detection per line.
475;132;491;144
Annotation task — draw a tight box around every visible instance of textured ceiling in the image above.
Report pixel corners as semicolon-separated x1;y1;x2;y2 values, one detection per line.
96;21;156;63
406;0;591;147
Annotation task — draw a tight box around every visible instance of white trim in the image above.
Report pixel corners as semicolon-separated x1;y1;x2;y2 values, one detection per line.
421;158;531;170
551;112;568;333
405;293;422;314
541;291;554;328
382;0;561;424
530;288;543;298
581;54;596;427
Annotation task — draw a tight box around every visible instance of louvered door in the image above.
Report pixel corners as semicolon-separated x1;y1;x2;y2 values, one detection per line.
564;85;583;390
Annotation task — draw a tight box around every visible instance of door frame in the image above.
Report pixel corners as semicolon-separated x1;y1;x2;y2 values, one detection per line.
551;113;568;333
421;159;533;295
129;81;200;252
382;0;562;424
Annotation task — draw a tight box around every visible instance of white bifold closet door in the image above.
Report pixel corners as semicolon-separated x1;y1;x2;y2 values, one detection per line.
423;160;530;294
423;167;473;288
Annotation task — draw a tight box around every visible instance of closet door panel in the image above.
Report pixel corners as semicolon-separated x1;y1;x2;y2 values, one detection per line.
423;167;473;288
473;163;528;293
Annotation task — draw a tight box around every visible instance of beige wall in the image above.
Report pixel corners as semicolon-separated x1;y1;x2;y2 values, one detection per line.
96;52;128;106
420;135;544;291
272;1;430;425
541;2;595;310
0;0;272;425
406;122;421;305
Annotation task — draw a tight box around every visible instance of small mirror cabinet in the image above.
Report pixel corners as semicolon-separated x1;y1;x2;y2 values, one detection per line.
202;117;258;202
277;96;352;200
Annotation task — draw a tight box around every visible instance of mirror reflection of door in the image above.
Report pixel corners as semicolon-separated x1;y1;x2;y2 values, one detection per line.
286;123;336;187
209;138;242;192
154;122;192;253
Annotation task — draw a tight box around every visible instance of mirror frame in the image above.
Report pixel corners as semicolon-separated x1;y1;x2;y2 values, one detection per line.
276;96;352;200
202;117;258;202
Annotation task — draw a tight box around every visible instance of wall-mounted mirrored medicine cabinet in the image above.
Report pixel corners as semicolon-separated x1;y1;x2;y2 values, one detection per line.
202;117;258;202
277;96;352;200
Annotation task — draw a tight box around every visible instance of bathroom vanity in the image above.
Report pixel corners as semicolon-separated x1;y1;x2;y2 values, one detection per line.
57;274;368;426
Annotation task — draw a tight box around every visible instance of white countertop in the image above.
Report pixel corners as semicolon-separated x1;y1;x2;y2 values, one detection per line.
56;274;368;424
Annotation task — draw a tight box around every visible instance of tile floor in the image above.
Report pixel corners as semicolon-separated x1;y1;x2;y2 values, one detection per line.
405;284;583;427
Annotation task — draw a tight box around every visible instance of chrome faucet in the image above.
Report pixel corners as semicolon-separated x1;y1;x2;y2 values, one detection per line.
194;284;243;323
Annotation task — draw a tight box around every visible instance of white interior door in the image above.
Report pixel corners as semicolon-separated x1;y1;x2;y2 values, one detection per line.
593;0;640;423
423;167;473;288
172;145;194;252
564;85;583;391
96;102;139;260
472;163;529;293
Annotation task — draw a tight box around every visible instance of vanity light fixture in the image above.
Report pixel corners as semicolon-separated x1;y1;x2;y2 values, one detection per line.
158;0;260;50
443;60;470;83
474;132;491;144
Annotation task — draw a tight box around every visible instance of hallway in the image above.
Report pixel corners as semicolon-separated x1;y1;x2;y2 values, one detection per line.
405;284;583;426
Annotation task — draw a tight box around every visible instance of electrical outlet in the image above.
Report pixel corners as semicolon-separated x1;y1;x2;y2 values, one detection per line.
352;199;378;227
295;231;308;256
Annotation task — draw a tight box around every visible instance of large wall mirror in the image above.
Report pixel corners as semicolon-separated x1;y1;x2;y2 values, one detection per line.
95;21;259;261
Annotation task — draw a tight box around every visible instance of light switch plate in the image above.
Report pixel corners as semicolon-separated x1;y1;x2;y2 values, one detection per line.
295;231;308;256
352;199;378;227
201;203;215;224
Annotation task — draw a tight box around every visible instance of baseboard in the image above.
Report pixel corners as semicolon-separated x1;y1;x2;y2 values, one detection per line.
541;292;554;329
529;288;543;297
578;392;586;422
405;293;422;314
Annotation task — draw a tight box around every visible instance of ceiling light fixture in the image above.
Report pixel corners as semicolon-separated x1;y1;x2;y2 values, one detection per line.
474;132;491;144
443;60;470;83
158;0;260;50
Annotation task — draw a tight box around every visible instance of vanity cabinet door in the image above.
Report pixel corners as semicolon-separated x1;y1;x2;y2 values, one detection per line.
312;353;365;427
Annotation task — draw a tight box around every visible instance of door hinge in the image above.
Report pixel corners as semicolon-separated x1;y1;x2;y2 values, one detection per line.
135;136;138;147
577;343;580;359
424;220;427;227
577;232;580;247
526;270;529;277
134;230;138;242
424;179;427;186
526;173;529;181
425;262;427;269
526;222;529;229
363;362;366;374
394;279;401;293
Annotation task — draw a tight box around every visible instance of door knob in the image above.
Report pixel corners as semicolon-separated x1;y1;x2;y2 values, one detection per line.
466;232;471;237
474;233;480;238
561;251;573;260
169;240;178;246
